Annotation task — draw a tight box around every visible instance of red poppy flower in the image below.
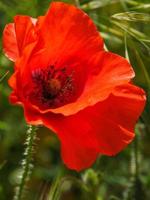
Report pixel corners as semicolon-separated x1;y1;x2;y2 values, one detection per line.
3;2;146;171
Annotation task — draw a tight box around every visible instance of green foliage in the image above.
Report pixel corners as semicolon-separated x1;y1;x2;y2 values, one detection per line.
0;0;150;200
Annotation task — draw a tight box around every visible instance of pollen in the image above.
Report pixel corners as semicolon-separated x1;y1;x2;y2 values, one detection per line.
48;78;61;96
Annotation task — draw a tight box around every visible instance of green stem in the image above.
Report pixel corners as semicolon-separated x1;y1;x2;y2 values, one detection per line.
134;50;150;90
14;125;38;200
47;175;89;200
130;130;139;179
133;134;139;178
0;71;9;83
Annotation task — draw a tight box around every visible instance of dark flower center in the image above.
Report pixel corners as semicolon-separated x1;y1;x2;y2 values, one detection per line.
29;65;75;109
45;78;61;98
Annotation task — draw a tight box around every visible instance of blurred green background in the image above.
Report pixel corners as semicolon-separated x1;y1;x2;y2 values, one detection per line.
0;0;150;199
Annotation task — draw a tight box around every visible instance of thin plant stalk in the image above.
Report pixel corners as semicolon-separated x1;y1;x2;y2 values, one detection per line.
0;71;9;83
13;125;38;200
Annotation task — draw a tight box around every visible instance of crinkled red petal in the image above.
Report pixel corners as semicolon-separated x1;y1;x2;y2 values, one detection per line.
23;83;146;171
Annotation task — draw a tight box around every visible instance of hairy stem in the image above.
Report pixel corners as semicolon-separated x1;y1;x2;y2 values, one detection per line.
14;125;38;200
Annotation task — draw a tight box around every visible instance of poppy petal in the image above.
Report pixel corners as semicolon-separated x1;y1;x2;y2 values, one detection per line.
8;71;17;89
24;103;99;171
50;51;135;115
23;103;43;125
39;2;103;62
8;71;21;104
9;91;20;104
3;16;37;62
14;15;37;55
24;83;145;171
2;23;19;62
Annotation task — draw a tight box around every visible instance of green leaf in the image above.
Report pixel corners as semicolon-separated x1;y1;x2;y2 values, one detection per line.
132;3;150;10
81;0;114;10
124;33;130;62
112;12;150;22
111;20;150;51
